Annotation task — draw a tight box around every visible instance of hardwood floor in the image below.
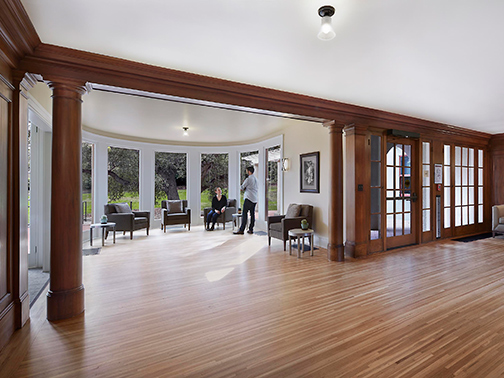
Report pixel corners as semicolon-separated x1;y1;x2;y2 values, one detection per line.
2;227;504;377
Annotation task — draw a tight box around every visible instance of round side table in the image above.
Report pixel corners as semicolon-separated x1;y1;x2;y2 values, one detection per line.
288;228;314;258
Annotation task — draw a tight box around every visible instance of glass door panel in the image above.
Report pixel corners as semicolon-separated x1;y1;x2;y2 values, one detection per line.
385;138;417;249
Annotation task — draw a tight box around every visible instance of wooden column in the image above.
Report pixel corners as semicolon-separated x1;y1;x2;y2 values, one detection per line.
325;121;344;262
490;134;504;206
47;81;86;321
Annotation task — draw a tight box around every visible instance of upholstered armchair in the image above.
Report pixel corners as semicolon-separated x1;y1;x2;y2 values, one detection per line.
203;199;237;230
268;204;314;250
104;203;150;239
161;200;191;232
492;205;504;237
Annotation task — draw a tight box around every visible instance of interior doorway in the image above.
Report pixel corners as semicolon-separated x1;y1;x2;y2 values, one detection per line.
385;138;418;249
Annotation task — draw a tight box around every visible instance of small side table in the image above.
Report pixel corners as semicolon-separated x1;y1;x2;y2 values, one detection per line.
90;222;116;247
288;228;314;258
232;213;241;231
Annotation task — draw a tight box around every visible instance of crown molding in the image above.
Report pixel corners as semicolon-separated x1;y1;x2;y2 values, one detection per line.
0;0;40;68
18;43;492;145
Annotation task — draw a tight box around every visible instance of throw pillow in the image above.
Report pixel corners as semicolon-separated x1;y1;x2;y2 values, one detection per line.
115;203;132;213
285;204;301;218
168;200;183;214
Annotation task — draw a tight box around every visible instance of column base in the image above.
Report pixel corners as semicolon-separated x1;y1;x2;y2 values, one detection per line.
327;243;345;262
47;285;85;321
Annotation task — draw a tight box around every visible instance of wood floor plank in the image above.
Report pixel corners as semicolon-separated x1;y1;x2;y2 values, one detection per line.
2;228;504;377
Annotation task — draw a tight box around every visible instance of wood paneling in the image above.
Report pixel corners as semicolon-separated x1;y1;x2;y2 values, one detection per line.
2;229;504;376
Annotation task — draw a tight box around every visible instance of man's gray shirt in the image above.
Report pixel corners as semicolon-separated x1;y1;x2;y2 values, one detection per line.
241;175;258;203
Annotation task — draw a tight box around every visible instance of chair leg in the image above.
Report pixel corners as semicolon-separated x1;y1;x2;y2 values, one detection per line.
147;227;149;236
130;231;133;240
223;221;225;230
164;225;166;233
493;231;496;238
188;223;190;231
268;236;271;246
283;240;286;251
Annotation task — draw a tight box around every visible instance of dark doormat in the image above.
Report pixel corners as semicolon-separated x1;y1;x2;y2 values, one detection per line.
83;247;101;256
254;231;267;236
453;232;493;242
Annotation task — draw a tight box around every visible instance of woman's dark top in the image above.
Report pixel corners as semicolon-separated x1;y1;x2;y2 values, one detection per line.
212;195;227;212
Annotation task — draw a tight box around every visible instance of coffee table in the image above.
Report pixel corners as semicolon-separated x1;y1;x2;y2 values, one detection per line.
288;228;314;258
90;222;116;247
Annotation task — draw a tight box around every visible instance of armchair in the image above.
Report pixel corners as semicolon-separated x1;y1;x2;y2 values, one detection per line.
492;205;504;237
161;200;191;232
104;203;150;240
203;199;237;230
268;204;313;250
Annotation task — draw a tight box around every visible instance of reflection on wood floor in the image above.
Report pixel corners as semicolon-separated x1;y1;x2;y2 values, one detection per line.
2;227;504;377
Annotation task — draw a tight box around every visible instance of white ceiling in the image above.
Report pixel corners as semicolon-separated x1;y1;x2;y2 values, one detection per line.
21;0;504;139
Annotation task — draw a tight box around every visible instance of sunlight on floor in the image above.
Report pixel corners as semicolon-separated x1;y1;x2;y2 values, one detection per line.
205;268;234;282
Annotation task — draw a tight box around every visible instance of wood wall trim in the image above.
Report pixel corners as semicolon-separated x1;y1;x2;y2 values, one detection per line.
18;43;492;143
0;0;40;68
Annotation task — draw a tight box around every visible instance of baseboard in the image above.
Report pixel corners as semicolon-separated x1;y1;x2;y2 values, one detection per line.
0;301;16;351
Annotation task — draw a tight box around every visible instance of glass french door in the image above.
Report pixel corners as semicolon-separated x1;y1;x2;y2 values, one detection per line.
385;138;417;249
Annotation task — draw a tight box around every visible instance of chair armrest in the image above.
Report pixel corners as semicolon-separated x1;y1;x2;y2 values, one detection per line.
133;210;150;218
281;216;304;231
185;208;191;219
107;213;134;230
268;215;285;226
224;207;236;221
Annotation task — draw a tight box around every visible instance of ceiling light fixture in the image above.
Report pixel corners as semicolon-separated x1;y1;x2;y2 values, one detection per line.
318;5;336;41
182;126;189;136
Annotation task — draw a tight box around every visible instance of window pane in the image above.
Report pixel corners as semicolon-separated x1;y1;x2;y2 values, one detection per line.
387;167;394;189
267;146;281;216
371;161;381;187
386;143;394;165
82;142;93;228
478;168;483;185
387;199;394;214
444;208;451;228
396;145;403;166
468;168;474;186
370;214;380;240
404;213;411;235
155;152;187;220
462;187;468;206
108;146;139;210
444;166;450;186
468;148;474;167
455;167;461;186
462;167;468;186
444;145;451;165
455;146;461;166
396;199;403;213
371;135;381;161
404;145;411;166
423;187;430;209
462;147;468;166
478;150;484;168
478;187;483;204
455;187;461;206
444;187;451;207
423;209;430;232
422;142;430;164
404;199;411;212
423;165;430;187
371;188;381;214
462;207;468;225
455;207;461;226
395;213;403;236
468;187;474;205
479;205;483;223
387;215;394;237
202;153;229;213
469;206;475;224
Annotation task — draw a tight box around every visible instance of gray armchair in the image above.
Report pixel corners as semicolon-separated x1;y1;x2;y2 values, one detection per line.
492;205;504;237
268;204;313;250
104;203;150;239
203;199;237;230
161;200;191;232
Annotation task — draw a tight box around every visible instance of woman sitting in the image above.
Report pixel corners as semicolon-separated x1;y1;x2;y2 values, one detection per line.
206;187;227;231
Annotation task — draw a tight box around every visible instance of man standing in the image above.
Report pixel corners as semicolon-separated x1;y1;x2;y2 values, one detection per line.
234;166;258;235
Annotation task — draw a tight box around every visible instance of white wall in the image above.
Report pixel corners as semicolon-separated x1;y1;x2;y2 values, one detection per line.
282;121;331;248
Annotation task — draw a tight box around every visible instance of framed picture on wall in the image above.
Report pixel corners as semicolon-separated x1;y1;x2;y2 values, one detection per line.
300;151;320;193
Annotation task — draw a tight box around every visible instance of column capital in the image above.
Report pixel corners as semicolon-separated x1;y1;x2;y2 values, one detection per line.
343;124;368;136
323;120;346;132
47;80;87;97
